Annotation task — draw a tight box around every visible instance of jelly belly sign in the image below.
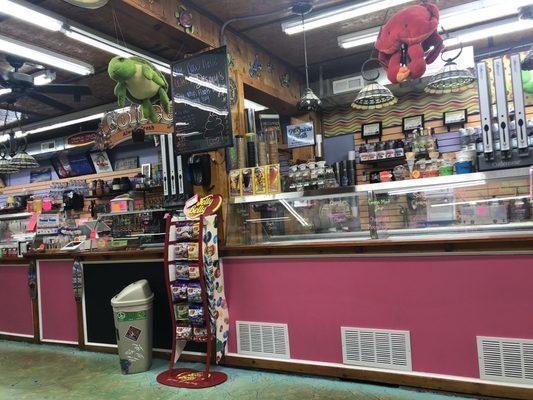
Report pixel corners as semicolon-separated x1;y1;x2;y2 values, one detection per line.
184;194;222;219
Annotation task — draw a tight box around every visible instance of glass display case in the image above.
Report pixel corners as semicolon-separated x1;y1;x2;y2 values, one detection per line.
97;209;167;249
0;212;35;256
226;188;370;245
226;167;533;246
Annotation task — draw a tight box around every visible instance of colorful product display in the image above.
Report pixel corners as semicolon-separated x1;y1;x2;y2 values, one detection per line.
229;164;281;197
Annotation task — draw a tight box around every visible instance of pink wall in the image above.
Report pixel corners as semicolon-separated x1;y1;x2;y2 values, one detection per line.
0;264;33;337
223;255;533;379
38;260;78;343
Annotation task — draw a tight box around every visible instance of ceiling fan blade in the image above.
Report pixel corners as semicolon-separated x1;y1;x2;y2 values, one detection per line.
33;84;92;96
26;92;73;112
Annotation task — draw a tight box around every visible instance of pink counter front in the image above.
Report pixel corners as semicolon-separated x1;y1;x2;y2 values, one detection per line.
37;259;78;344
0;263;33;338
222;254;533;381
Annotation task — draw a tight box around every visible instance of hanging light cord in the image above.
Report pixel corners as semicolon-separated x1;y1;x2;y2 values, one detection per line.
219;6;292;46
301;13;310;90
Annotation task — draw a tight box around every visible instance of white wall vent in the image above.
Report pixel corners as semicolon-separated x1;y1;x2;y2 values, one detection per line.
478;336;533;384
332;75;364;95
341;327;412;371
236;321;290;359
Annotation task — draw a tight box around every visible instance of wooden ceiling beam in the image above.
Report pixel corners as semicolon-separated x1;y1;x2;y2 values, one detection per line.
121;0;303;107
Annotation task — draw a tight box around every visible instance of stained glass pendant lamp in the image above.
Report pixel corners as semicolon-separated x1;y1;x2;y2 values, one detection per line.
352;58;397;110
294;3;322;112
425;47;475;94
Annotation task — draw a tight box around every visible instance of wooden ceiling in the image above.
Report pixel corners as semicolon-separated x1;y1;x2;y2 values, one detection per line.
0;0;532;128
0;0;207;128
189;0;533;85
188;0;472;80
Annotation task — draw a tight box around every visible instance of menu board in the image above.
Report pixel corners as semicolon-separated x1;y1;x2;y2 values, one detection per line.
171;46;233;155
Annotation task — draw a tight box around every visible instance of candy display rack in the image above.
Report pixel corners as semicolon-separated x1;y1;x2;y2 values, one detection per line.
156;213;227;389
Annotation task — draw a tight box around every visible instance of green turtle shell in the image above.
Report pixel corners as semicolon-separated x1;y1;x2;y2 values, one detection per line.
124;56;168;105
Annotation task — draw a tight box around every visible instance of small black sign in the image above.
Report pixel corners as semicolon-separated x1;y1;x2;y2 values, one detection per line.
443;109;468;126
402;115;424;133
361;122;382;139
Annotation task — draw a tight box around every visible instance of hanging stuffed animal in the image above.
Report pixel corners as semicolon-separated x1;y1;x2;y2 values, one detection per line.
108;56;170;123
523;70;533;94
375;3;444;84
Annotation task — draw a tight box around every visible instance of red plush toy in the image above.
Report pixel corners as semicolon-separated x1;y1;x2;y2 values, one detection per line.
375;3;444;84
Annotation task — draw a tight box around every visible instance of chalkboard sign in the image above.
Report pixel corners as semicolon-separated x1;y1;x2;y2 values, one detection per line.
172;46;233;155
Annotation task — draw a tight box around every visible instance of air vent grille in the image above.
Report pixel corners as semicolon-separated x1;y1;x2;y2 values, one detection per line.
478;336;533;384
236;321;290;359
332;75;363;94
342;327;411;371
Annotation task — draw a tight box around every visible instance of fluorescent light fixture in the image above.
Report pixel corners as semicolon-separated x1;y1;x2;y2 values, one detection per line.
444;18;533;47
388;180;486;196
65;29;131;58
0;88;12;96
65;26;171;74
32;70;56;86
283;0;413;35
0;33;94;75
0;0;63;31
338;27;380;49
338;0;533;49
25;112;104;134
244;99;268;112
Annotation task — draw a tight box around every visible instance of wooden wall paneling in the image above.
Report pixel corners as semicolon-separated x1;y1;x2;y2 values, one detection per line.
122;0;303;106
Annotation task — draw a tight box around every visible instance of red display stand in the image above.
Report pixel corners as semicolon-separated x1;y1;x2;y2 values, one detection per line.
157;213;227;388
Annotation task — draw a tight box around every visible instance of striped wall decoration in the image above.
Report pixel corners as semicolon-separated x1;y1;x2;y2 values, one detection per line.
323;87;480;137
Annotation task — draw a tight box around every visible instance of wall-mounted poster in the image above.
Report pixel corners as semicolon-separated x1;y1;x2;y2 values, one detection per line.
114;156;138;171
30;167;52;183
171;46;233;155
90;151;113;173
286;122;315;148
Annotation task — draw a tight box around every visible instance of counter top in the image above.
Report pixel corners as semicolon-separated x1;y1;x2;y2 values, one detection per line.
221;233;533;256
23;248;164;261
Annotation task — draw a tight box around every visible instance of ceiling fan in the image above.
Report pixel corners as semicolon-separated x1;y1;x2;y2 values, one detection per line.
0;57;92;113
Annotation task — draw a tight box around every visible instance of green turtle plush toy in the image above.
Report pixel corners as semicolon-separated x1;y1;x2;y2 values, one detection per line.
108;56;170;123
522;70;533;94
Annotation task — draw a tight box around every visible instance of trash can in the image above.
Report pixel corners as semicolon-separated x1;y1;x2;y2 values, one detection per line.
111;279;154;374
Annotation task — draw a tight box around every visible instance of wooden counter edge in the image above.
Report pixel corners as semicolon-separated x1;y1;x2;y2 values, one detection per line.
23;248;164;261
221;234;533;256
220;355;533;400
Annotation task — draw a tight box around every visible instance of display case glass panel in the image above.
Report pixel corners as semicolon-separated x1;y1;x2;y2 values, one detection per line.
370;167;533;240
226;188;370;246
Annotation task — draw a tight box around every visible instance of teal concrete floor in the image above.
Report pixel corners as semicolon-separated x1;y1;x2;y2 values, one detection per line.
0;340;479;400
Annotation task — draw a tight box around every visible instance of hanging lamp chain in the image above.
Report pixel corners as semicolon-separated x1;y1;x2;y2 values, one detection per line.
301;13;310;90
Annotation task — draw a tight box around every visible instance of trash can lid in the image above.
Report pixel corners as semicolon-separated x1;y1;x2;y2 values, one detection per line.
111;279;154;308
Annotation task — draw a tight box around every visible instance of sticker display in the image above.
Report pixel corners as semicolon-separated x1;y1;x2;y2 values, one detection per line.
176;262;190;280
188;305;204;324
171;282;188;302
176;325;192;340
188;264;200;280
175;303;189;320
175;222;199;241
187;282;202;303
175;243;188;259
125;326;142;342
193;327;208;341
187;243;199;260
253;166;267;195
